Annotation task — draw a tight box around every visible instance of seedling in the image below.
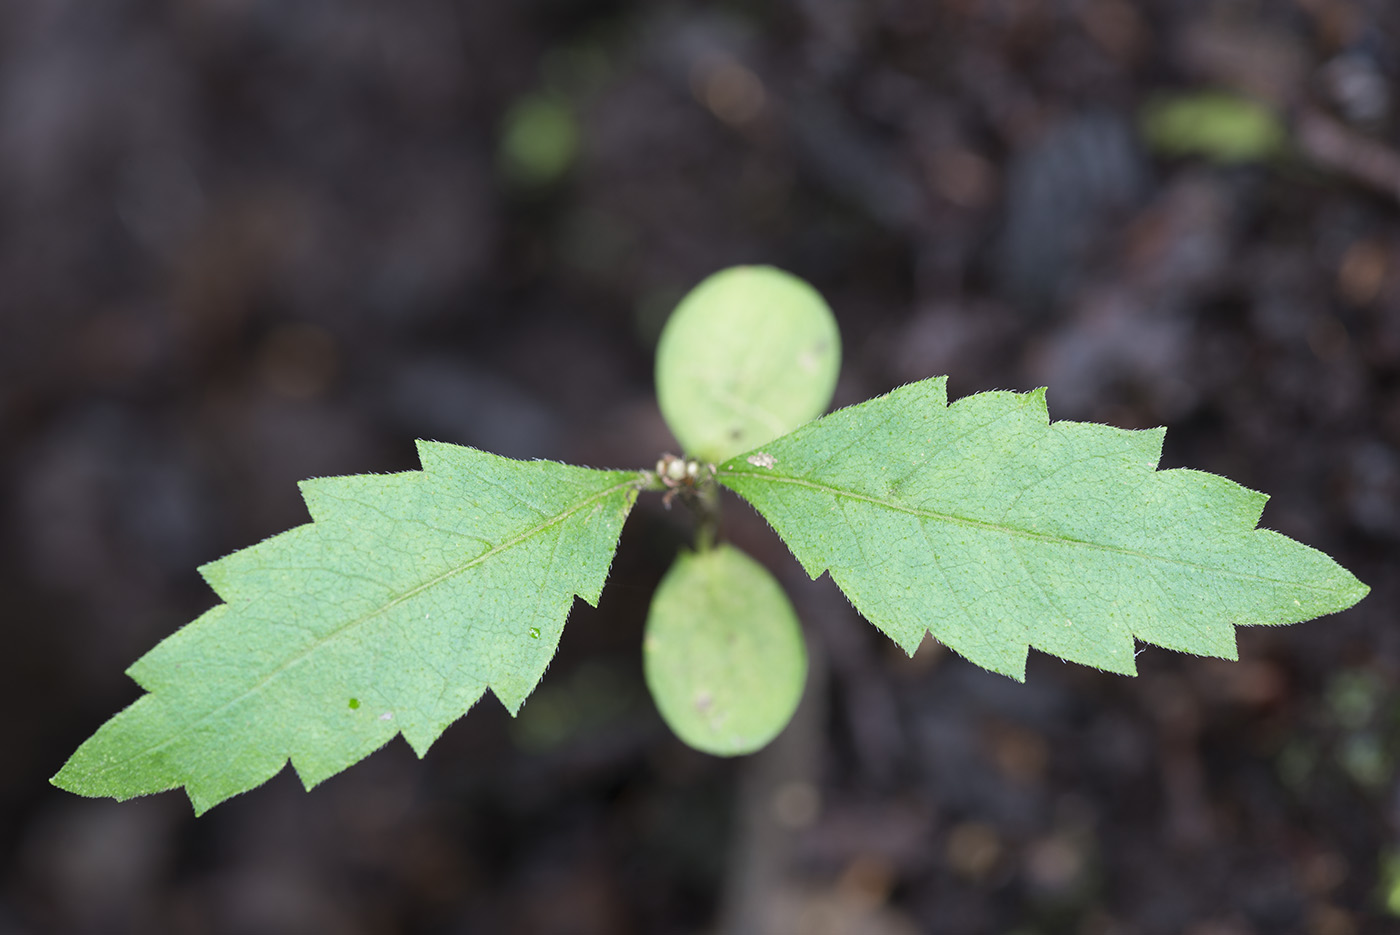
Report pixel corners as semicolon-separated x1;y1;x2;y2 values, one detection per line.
53;266;1368;814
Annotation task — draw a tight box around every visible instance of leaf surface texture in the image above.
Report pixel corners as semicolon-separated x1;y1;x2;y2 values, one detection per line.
53;443;638;813
717;378;1368;679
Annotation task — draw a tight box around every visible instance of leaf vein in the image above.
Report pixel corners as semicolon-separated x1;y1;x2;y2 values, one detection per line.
720;470;1342;593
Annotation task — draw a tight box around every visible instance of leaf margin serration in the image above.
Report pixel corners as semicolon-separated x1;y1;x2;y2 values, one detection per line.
52;441;641;814
715;376;1369;680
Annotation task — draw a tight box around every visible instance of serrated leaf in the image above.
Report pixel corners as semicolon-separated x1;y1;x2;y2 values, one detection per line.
656;266;840;464
717;378;1369;680
53;443;639;814
644;544;807;756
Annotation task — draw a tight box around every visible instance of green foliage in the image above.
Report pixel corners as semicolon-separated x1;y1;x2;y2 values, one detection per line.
722;377;1366;680
1381;849;1400;916
499;92;579;187
656;266;840;464
53;445;637;814
54;266;1368;813
1140;90;1287;164
644;545;806;755
716;378;1367;680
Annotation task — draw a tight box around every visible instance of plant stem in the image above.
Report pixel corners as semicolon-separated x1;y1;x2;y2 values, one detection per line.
692;478;721;552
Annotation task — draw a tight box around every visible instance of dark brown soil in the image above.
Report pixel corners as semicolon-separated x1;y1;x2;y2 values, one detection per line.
3;2;1398;933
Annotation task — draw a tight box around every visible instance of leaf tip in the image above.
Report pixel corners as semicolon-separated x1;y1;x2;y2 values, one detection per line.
926;375;951;408
492;685;529;718
1340;572;1370;608
413;437;471;473
1026;385;1051;421
49;746;114;797
187;787;221;817
401;730;436;760
892;628;927;657
48;763;80;794
296;475;345;522
195;557;225;593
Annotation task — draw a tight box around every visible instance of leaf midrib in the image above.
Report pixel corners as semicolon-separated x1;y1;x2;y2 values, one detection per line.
718;468;1344;593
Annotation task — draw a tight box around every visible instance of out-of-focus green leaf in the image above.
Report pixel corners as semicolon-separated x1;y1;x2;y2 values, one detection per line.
1141;91;1287;164
500;93;579;186
1380;850;1400;915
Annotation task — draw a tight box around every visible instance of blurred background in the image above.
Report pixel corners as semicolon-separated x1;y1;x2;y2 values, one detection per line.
2;0;1398;932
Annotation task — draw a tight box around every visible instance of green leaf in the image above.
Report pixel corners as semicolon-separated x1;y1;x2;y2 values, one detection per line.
643;544;806;755
499;92;580;187
53;443;639;814
656;266;841;464
1140;91;1288;164
717;378;1369;680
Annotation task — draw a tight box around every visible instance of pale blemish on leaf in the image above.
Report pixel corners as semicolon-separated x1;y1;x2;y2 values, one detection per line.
747;452;776;468
798;338;830;373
